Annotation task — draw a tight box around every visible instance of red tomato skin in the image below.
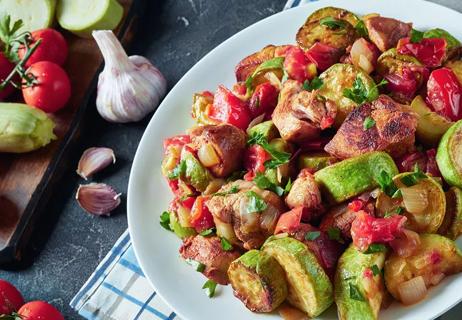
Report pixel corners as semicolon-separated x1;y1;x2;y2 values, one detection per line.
22;61;71;113
208;85;251;130
0;52;15;101
243;145;271;180
426;67;462;121
283;46;316;83
190;196;215;232
0;279;24;314
248;83;278;118
18;301;64;320
350;211;407;251
163;135;190;151
397;37;446;68
274;207;303;234
18;29;68;67
305;43;342;71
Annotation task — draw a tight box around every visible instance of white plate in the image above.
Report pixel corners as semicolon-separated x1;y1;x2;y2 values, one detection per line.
128;0;462;319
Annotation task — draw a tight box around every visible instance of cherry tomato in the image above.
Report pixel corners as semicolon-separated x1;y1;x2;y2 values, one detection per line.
0;280;24;314
18;301;63;320
248;83;278;118
243;145;271;180
283;46;316;82
426;67;462;121
350;211;407;251
274;207;303;234
18;29;68;68
208;85;251;130
305;42;342;71
397;37;446;68
0;52;15;101
22;61;71;113
190;196;215;232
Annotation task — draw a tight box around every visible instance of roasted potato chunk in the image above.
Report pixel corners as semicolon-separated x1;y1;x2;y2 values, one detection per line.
324;95;418;159
228;250;288;312
384;234;462;302
296;7;359;50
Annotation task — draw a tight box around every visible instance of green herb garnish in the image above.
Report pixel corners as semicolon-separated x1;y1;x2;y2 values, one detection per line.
302;77;324;91
245;57;285;94
247;132;291;169
327;227;342;241
400;164;427;187
185;259;206;272
305;231;321;241
364;243;387;254
410;29;424;43
221;237;233;251
167;160;186;180
254;172;285;196
355;20;368;37
284;178;293;194
212;185;240;196
384;206;405;218
160;211;172;231
320;16;346;29
371;264;381;276
376;170;399;198
199;228;215;237
246;191;268;213
202;280;217;298
343;77;387;105
349;283;366;301
363;116;376;130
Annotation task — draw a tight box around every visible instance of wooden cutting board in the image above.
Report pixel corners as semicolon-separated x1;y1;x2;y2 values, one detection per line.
0;0;144;265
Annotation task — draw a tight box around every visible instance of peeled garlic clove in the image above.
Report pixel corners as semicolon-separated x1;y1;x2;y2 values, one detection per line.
77;147;116;180
76;183;121;216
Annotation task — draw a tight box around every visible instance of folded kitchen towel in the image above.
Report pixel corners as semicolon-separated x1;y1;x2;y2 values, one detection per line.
70;0;462;319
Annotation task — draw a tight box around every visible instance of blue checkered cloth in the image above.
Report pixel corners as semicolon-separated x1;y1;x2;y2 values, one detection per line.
70;0;462;319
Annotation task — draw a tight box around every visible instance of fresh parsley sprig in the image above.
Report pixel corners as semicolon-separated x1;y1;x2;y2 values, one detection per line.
302;77;324;91
245;57;285;95
320;16;346;29
247;132;291;170
246;191;267;213
343;77;387;105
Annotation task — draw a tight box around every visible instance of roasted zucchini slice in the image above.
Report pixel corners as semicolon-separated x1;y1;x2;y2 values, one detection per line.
438;187;462;240
411;96;452;147
262;237;333;317
384;234;462;302
169;213;196;239
181;148;213;192
314;151;399;204
247;120;279;141
335;244;386;320
296;7;359;50
436;120;462;188
228;250;288;312
298;152;337;172
318;64;378;125
376;48;423;76
376;172;446;233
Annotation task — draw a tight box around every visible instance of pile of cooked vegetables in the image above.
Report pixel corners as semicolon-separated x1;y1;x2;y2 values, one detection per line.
159;6;462;319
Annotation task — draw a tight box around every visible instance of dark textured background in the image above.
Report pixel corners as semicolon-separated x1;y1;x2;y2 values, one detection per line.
1;0;462;319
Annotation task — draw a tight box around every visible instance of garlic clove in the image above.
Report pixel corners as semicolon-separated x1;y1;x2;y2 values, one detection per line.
93;30;167;123
76;183;121;216
77;147;116;180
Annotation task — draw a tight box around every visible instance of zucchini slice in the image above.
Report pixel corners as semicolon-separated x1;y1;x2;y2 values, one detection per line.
262;237;333;317
436;120;462;189
298;152;337;172
438;187;462;240
228;250;288;312
335;244;386;320
376;172;446;233
411;96;453;147
318;64;378;125
0;0;56;32
296;7;359;50
376;49;423;76
384;234;462;302
314;151;399;204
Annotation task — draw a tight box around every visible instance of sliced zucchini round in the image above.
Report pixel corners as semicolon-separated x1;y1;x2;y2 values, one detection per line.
376;49;423;76
411;96;453;147
262;237;333;317
298;152;337;172
228;250;288;312
384;234;462;302
335;244;386;320
437;120;462;189
318;64;378;125
376;172;446;233
438;187;462;240
296;7;359;50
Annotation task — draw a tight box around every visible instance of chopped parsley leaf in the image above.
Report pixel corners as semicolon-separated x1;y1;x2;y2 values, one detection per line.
202;280;217;298
371;264;381;276
302;77;324;91
212;185;240;196
220;237;233;251
320;16;346;29
363;116;376;130
305;231;321;241
160;211;172;231
247;132;291;169
199;228;215;237
364;243;387;254
349;283;366;301
167;160;186;180
246;191;268;213
376;170;399;198
253;172;285;196
355;20;368;38
400;164;427;187
185;259;206;272
411;29;424;43
327;227;342;242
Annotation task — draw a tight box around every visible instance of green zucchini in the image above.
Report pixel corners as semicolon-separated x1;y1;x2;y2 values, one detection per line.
438;187;462;240
262;237;333;317
247;120;279;141
181;149;212;192
0;0;56;32
228;250;288;312
436;120;462;188
298;152;337;172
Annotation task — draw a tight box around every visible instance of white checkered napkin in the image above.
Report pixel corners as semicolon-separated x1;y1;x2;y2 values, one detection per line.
70;0;462;318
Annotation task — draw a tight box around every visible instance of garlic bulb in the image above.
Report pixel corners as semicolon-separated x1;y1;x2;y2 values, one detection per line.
93;30;167;123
